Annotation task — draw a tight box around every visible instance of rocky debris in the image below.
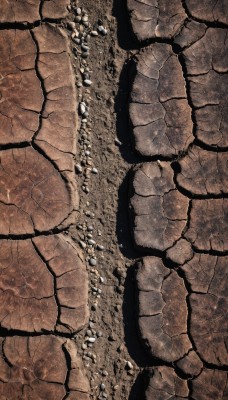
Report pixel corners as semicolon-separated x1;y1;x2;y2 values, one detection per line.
176;146;228;196
130;162;189;252
136;257;192;364
130;43;193;157
0;336;90;399
144;366;189;399
0;147;75;235
185;199;228;252
184;0;228;25
127;0;187;41
183;28;228;148
0;30;43;145
0;0;70;23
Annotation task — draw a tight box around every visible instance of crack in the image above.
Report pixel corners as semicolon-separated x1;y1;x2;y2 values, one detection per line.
181;0;228;28
31;239;64;332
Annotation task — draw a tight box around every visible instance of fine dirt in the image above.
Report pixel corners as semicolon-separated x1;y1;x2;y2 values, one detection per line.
65;1;148;398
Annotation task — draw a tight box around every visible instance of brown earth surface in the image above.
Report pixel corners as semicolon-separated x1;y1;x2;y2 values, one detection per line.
0;0;227;399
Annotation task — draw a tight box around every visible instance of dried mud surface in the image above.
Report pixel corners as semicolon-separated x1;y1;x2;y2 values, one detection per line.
0;0;227;399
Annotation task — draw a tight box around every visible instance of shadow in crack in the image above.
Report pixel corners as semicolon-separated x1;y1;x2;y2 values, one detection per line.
112;0;140;51
122;263;152;367
116;169;140;260
129;370;147;400
114;56;145;165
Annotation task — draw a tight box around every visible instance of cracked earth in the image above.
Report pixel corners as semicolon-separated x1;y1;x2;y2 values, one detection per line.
0;0;227;399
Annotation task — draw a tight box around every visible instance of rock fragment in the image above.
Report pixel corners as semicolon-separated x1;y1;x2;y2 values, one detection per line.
130;162;189;252
130;43;193;157
127;0;187;41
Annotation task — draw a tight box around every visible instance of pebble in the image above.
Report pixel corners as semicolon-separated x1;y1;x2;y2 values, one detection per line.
87;225;94;231
115;138;122;145
79;241;87;249
89;258;97;266
76;7;82;15
82;343;87;350
126;361;133;370
100;277;105;283
75;164;82;173
102;370;108;376
73;37;81;45
98;25;107;35
92;167;98;174
79;102;86;115
100;383;105;391
84;79;92;86
88;337;96;343
82;44;89;51
97;244;104;251
91;30;98;36
75;16;81;23
68;21;76;30
88;239;96;245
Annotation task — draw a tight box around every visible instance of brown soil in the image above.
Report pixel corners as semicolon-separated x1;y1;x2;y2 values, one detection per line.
65;0;148;398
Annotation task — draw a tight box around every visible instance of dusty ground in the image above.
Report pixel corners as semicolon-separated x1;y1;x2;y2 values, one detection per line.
65;0;148;398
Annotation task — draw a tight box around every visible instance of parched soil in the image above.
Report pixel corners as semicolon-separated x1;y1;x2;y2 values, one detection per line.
0;0;227;399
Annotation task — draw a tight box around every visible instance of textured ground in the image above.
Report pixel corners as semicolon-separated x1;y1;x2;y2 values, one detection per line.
0;0;227;399
0;3;90;399
127;0;228;398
